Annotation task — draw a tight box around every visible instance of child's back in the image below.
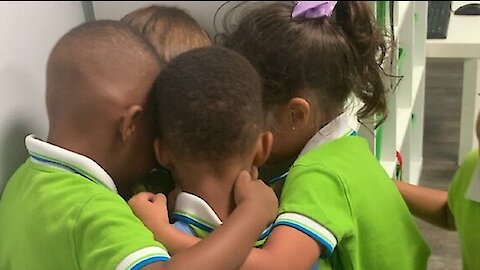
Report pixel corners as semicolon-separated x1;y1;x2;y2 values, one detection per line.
280;136;429;269
0;145;159;269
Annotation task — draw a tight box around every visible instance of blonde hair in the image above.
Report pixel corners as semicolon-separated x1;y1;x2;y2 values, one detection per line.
122;5;211;64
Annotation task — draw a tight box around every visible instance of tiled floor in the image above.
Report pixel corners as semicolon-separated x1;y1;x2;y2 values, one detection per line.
418;59;463;270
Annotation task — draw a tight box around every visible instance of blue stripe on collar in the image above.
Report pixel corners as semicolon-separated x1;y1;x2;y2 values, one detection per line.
30;154;99;185
173;213;214;233
268;171;289;186
259;223;274;239
25;135;117;192
173;213;273;243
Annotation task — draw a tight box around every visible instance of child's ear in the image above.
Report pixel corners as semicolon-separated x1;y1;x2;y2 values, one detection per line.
253;131;273;167
287;97;311;129
154;138;172;169
119;105;143;143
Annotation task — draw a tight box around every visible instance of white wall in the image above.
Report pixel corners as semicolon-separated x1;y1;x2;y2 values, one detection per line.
93;1;239;36
0;2;85;192
0;1;249;193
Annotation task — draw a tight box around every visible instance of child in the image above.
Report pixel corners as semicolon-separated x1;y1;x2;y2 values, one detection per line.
122;5;211;66
0;20;278;270
396;111;480;270
121;5;212;208
221;2;431;269
132;2;431;270
130;45;275;249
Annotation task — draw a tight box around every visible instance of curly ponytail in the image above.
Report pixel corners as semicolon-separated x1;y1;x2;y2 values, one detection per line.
335;1;388;123
221;1;388;124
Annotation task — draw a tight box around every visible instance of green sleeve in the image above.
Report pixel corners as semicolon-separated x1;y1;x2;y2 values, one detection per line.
448;150;479;214
74;192;170;270
275;163;354;257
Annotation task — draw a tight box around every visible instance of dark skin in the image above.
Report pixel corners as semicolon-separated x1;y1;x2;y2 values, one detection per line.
44;23;277;270
45;32;160;198
396;112;480;230
132;95;323;270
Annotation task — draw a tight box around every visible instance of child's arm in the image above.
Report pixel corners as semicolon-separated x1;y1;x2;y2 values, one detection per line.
137;201;322;270
129;170;278;270
240;225;322;270
153;220;201;255
134;185;322;270
129;192;201;254
395;181;455;230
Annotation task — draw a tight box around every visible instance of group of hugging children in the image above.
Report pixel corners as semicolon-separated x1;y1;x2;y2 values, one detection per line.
1;1;479;270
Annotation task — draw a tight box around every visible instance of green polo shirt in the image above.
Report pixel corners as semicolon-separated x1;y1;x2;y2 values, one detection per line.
275;136;430;270
448;150;480;270
0;135;170;270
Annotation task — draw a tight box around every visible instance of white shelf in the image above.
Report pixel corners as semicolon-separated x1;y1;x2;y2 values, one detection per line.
381;161;396;178
396;108;411;150
427;1;480;59
395;1;412;36
412;65;425;106
409;160;423;185
375;1;425;186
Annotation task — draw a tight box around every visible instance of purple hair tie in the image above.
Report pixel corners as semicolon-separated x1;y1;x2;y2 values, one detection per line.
292;1;338;19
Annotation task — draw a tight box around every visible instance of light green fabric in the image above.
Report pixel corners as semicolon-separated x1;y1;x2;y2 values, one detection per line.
277;136;430;270
448;150;480;270
0;159;169;270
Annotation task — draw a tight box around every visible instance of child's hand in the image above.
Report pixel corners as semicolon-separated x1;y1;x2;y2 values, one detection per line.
128;192;169;230
233;169;278;224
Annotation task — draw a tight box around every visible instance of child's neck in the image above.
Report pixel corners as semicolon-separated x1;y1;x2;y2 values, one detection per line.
173;160;246;221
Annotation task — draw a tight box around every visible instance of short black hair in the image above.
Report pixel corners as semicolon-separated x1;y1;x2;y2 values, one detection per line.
46;20;161;124
155;46;263;165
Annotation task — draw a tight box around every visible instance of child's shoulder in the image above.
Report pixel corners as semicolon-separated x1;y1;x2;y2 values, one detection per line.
449;150;479;197
295;136;373;167
460;150;479;170
452;150;479;186
26;157;124;213
290;136;389;187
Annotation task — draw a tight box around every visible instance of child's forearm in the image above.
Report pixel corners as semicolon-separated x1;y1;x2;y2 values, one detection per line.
129;171;278;270
240;225;321;270
152;223;201;254
163;201;275;270
140;201;276;270
395;181;455;230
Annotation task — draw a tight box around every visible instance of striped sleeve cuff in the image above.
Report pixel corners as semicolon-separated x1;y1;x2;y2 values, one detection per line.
116;246;170;270
273;213;337;258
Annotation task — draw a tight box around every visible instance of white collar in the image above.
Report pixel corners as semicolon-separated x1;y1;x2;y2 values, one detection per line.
173;191;273;241
268;112;358;185
299;112;358;157
174;192;222;231
25;134;118;193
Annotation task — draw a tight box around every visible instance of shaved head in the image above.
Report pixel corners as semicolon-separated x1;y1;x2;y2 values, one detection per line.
46;20;161;195
46;20;159;126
